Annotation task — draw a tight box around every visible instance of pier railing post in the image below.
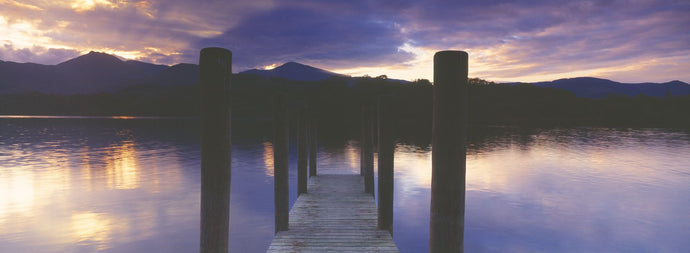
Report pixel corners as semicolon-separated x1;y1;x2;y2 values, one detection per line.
298;105;308;195
363;101;375;196
309;111;318;177
377;95;394;233
199;47;232;253
430;51;468;253
274;93;289;233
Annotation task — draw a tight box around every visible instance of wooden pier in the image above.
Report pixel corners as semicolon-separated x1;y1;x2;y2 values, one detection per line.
266;175;399;252
200;47;468;253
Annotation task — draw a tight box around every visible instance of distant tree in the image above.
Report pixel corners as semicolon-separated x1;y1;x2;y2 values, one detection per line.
468;78;497;87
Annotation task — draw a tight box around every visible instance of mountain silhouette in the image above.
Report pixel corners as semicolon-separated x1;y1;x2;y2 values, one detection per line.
1;52;689;97
241;62;343;81
527;77;690;98
0;51;191;94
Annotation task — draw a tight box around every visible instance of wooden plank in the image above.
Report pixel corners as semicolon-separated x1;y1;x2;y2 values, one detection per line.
266;174;399;253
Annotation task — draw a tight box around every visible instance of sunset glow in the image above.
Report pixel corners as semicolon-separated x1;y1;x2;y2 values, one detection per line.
1;0;688;82
262;63;277;70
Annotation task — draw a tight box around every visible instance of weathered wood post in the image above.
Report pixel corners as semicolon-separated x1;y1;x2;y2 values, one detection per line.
360;104;366;176
274;93;289;233
430;50;468;253
199;47;232;253
363;101;375;196
309;112;318;177
297;106;308;195
377;95;394;233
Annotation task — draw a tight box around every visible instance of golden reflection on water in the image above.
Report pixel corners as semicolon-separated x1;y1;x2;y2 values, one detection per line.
0;168;35;223
393;145;432;190
71;211;127;251
0;134;189;250
263;141;274;177
104;141;139;190
345;140;360;169
109;116;135;120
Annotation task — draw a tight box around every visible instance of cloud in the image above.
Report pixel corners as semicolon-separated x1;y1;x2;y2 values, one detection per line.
375;0;690;82
0;0;688;82
193;6;414;70
0;43;80;64
0;0;276;65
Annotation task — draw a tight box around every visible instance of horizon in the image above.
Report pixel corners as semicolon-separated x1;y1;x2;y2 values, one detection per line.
1;0;689;83
2;50;688;85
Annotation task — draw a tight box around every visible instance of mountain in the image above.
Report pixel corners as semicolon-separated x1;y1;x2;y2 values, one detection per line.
241;62;344;81
0;51;195;94
518;77;690;98
2;52;689;97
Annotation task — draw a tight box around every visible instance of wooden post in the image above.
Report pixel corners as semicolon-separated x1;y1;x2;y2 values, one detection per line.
363;101;375;196
377;95;394;233
298;106;308;195
309;115;317;177
274;94;289;233
360;104;366;176
199;47;232;253
430;51;468;253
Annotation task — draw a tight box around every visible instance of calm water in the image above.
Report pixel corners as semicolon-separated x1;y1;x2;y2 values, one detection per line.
1;117;688;252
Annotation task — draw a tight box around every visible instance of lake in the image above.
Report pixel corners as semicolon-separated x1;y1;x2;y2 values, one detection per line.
1;116;688;252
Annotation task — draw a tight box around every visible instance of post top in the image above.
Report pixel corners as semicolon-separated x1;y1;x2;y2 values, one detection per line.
200;47;232;56
434;50;468;59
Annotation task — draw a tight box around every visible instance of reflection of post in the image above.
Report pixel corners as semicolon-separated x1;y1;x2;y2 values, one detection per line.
377;95;394;234
274;94;289;233
363;101;375;196
298;106;308;195
309;113;318;177
430;51;468;253
199;47;232;253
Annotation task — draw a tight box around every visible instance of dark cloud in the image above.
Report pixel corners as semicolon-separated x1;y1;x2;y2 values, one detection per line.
193;6;414;70
0;43;80;64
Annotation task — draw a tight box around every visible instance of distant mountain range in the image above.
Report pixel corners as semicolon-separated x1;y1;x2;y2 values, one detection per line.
512;77;690;98
1;51;689;98
0;51;199;94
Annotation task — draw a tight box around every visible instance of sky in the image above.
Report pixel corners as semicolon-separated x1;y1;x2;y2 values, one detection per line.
1;0;689;83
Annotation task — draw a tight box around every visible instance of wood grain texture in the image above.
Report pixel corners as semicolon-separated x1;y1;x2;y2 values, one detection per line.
266;174;399;253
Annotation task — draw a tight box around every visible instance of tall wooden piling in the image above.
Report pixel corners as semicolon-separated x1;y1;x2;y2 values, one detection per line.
199;47;232;253
360;104;366;176
377;96;394;233
274;94;289;233
362;102;375;196
297;106;308;195
309;115;317;177
429;51;468;253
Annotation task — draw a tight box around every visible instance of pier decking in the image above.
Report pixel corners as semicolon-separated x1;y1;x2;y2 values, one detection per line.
266;174;399;252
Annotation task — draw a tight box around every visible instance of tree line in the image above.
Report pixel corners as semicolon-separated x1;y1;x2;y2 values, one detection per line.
1;75;688;132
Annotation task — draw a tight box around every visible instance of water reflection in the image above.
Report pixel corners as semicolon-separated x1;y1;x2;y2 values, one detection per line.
391;127;690;253
0;118;199;252
393;144;432;191
0;168;35;222
317;140;361;174
71;211;123;251
104;141;139;189
262;141;274;177
1;118;688;253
